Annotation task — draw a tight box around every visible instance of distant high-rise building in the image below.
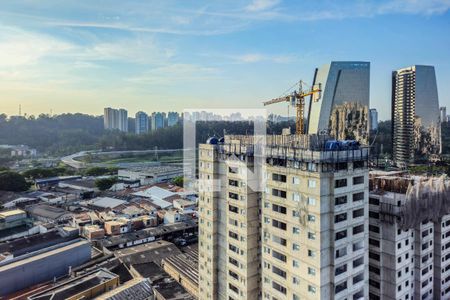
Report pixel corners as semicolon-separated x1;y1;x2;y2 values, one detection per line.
167;112;180;127
440;107;447;123
118;109;128;132
103;107;128;132
308;61;370;144
392;65;440;167
135;111;149;134
370;108;378;131
151;112;166;131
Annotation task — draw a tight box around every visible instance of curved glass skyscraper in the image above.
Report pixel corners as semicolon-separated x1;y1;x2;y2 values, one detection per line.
307;61;370;145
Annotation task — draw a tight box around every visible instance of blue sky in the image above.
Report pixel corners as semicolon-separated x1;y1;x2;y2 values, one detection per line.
0;0;449;120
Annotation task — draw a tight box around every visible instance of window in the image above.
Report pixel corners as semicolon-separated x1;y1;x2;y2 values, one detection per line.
369;197;380;205
272;204;286;214
272;265;286;278
335;195;347;206
272;281;286;294
308;197;316;206
308;179;316;188
272;173;287;183
308;285;316;294
369;211;380;219
229;192;239;200
335;264;347;276
293;243;300;251
353;208;364;218
229;283;239;294
293;227;300;234
353;273;364;284
272;235;287;246
308;214;316;222
272;250;287;262
369;225;380;233
272;219;287;231
293;259;300;268
369;252;380;261
292;193;300;202
335;213;347;223
229;205;239;213
336;247;347;258
353;225;364;235
353;256;364;268
308;267;316;276
229;231;239;240
335;178;347;188
353;176;364;185
308;249;316;257
353;240;364;251
308;232;316;240
353;192;364;202
369;238;380;247
272;189;286;198
336;229;347;241
335;281;347;294
292;176;300;184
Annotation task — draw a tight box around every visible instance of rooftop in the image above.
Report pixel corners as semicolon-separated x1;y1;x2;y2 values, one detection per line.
0;209;26;218
96;278;153;300
28;268;118;300
162;246;198;286
115;240;181;266
89;197;127;209
26;204;72;220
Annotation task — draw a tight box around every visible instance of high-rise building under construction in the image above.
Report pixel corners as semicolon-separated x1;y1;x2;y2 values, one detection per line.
198;134;370;300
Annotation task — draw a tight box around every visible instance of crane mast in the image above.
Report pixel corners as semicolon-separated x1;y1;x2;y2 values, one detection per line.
263;80;321;134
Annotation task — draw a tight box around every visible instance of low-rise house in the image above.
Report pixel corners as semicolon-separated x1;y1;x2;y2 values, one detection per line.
84;197;127;211
82;224;105;240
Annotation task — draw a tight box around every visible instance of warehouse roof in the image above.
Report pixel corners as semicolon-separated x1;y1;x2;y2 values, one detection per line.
90;197;126;209
96;278;153;300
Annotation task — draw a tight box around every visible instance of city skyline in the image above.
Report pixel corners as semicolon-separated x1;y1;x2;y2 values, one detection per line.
0;1;449;119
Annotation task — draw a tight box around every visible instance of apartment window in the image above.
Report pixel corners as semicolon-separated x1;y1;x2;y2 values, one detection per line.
272;204;287;214
369;211;380;219
272;189;286;198
335;264;347;276
353;192;364;202
336;229;347;241
308;232;316;240
272;250;287;262
229;205;239;213
369;265;380;275
292;259;300;268
335;178;347;188
229;192;239;200
272;219;287;231
229;270;239;280
308;162;317;171
369;252;380;261
293;227;300;234
292;211;300;217
272;173;287;183
292;176;300;184
293;243;300;251
307;197;316;206
336;247;347;258
353;208;364;218
335;195;348;206
272;281;286;294
308;267;316;276
292;193;300;202
293;277;300;285
229;257;239;267
369;225;380;233
272;265;286;278
353;272;364;284
229;283;239;294
353;176;364;185
264;217;270;224
308;214;316;222
335;281;347;294
369;197;380;205
353;224;364;235
335;213;347;223
353;256;364;268
308;249;316;258
272;235;287;246
369;238;380;247
308;179;316;188
353;240;364;251
229;231;239;240
308;285;316;294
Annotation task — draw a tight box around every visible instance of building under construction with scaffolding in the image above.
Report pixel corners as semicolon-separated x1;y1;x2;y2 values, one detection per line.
198;133;369;300
368;171;450;300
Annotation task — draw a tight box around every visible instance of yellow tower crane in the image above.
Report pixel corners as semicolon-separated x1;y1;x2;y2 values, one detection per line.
263;80;322;134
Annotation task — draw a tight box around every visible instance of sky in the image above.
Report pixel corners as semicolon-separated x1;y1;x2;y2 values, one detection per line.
0;0;449;120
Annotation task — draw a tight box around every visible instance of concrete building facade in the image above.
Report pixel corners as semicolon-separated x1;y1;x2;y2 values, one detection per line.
198;134;370;300
136;111;150;134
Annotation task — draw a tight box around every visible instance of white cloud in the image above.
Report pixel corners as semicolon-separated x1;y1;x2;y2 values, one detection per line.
234;53;295;64
245;0;281;12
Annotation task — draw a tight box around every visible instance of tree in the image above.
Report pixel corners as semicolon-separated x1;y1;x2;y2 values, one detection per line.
95;177;118;191
172;176;184;187
0;171;30;192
